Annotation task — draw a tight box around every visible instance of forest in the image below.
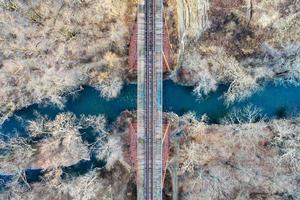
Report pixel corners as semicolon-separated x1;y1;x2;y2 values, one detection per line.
0;0;299;199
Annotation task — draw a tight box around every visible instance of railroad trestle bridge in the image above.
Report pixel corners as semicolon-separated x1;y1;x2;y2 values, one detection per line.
137;0;164;199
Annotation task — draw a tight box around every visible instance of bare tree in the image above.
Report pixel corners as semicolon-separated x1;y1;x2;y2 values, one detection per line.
178;116;300;199
27;113;90;170
0;0;133;124
0;137;35;173
0;170;114;200
221;104;265;124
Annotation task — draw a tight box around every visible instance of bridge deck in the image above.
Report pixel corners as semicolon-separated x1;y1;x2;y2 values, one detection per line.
137;0;163;199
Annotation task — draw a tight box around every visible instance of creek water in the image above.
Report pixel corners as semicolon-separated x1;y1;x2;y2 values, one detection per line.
1;80;300;135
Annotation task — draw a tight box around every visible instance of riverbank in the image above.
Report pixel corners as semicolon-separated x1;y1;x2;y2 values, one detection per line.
0;0;139;124
172;113;300;199
1;110;299;199
171;0;300;105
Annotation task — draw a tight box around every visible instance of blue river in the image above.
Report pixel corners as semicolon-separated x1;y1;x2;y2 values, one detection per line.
1;80;300;135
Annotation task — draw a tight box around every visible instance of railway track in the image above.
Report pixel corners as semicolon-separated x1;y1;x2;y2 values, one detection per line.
145;0;154;198
137;0;163;199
